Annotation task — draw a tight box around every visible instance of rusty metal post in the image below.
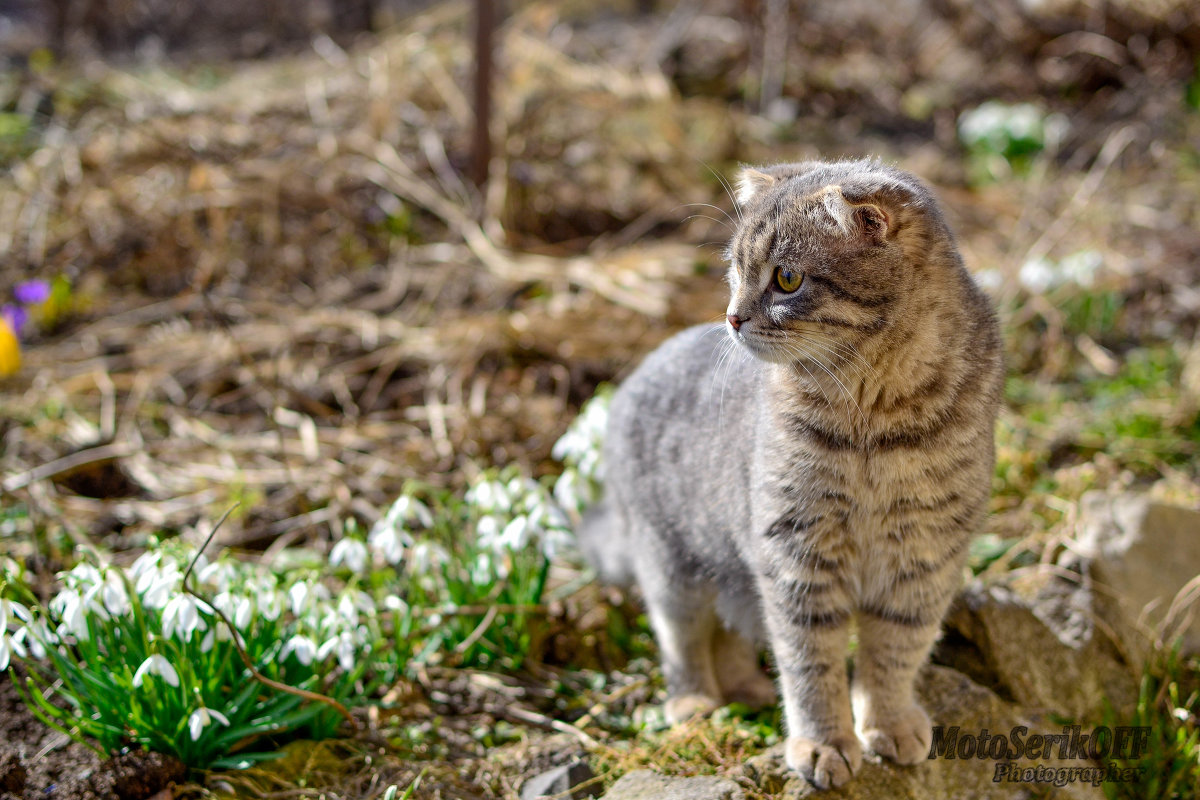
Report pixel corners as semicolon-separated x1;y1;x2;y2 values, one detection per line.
471;0;495;190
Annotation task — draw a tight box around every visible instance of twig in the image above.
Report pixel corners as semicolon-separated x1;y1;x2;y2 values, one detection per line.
453;605;499;655
3;442;136;493
502;704;599;749
181;505;359;730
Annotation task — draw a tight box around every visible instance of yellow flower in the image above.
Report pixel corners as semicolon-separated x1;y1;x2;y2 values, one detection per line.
0;316;20;376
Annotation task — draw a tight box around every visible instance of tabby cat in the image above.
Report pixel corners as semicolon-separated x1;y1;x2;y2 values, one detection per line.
580;159;1003;789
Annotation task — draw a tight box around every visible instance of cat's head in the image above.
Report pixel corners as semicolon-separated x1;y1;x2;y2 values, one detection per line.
723;159;952;366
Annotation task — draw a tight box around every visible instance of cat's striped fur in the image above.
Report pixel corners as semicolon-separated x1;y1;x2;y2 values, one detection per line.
579;160;1003;789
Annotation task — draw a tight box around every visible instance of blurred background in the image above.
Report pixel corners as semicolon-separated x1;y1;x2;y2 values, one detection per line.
1;0;1198;571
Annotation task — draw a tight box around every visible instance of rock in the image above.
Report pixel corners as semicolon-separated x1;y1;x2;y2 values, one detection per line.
1074;491;1200;655
521;760;598;800
599;770;744;800
937;567;1138;722
743;666;1105;800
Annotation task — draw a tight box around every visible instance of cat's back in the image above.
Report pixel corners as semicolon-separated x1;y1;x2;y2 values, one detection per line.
605;323;756;466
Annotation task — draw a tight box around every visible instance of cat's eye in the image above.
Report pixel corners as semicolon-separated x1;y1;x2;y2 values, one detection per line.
774;266;803;293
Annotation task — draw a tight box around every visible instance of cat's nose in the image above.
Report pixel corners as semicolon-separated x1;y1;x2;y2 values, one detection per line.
727;314;743;330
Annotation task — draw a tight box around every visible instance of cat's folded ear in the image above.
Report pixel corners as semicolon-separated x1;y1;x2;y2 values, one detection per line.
735;162;824;206
838;179;929;244
735;167;777;206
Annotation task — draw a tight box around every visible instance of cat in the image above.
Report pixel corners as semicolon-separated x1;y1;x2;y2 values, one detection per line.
579;159;1003;789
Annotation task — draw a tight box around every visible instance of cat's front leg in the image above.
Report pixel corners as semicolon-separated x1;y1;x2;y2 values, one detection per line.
852;559;962;764
758;570;861;789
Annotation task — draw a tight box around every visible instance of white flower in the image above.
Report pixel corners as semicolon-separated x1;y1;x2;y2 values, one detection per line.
500;516;531;551
0;630;26;671
13;620;53;659
83;569;131;617
197;560;239;592
213;592;253;630
973;268;1004;292
1018;257;1058;294
200;628;216;653
133;654;180;688
281;634;317;665
368;524;411;566
406;541;449;577
0;597;31;631
329;538;368;572
49;589;89;640
383;595;409;613
475;515;502;550
466;480;511;513
162;594;210;640
1060;250;1102;288
541;527;573;560
317;630;359;672
288;580;330;618
258;589;285;621
128;551;163;580
187;706;230;741
137;562;182;610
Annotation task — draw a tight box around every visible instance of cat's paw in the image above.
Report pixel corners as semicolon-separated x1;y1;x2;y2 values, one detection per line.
663;693;720;724
785;733;862;790
859;703;932;765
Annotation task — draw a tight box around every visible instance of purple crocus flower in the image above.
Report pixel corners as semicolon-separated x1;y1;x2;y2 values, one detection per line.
1;304;27;336
13;280;51;305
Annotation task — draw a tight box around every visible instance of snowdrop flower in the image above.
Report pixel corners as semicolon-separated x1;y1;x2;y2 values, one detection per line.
383;595;409;614
0;597;30;631
553;469;587;513
329;537;368;572
197;560;240;592
137;561;182;610
288;580;330;618
162;594;210;640
133;654;180;688
0;629;25;671
187;706;230;741
499;516;531;551
0;557;21;578
541;527;574;560
973;268;1004;292
13;619;53;659
368;523;412;566
1060;250;1102;289
83;569;131;617
281;634;318;665
466;480;511;514
475;515;502;550
128;551;163;581
213;591;252;630
50;589;89;640
318;630;359;672
1018;258;1058;294
200;628;216;653
406;541;449;577
258;589;285;621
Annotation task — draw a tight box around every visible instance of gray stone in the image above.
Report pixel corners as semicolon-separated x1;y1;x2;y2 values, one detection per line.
1074;491;1200;655
521;760;598;800
742;666;1105;800
599;770;745;800
939;569;1138;722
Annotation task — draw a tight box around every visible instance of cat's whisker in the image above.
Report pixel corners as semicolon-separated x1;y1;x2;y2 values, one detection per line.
676;202;739;231
682;213;735;233
791;330;881;382
777;339;869;433
699;160;745;224
791;335;877;387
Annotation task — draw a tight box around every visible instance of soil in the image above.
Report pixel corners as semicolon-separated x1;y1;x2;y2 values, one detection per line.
0;674;186;800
